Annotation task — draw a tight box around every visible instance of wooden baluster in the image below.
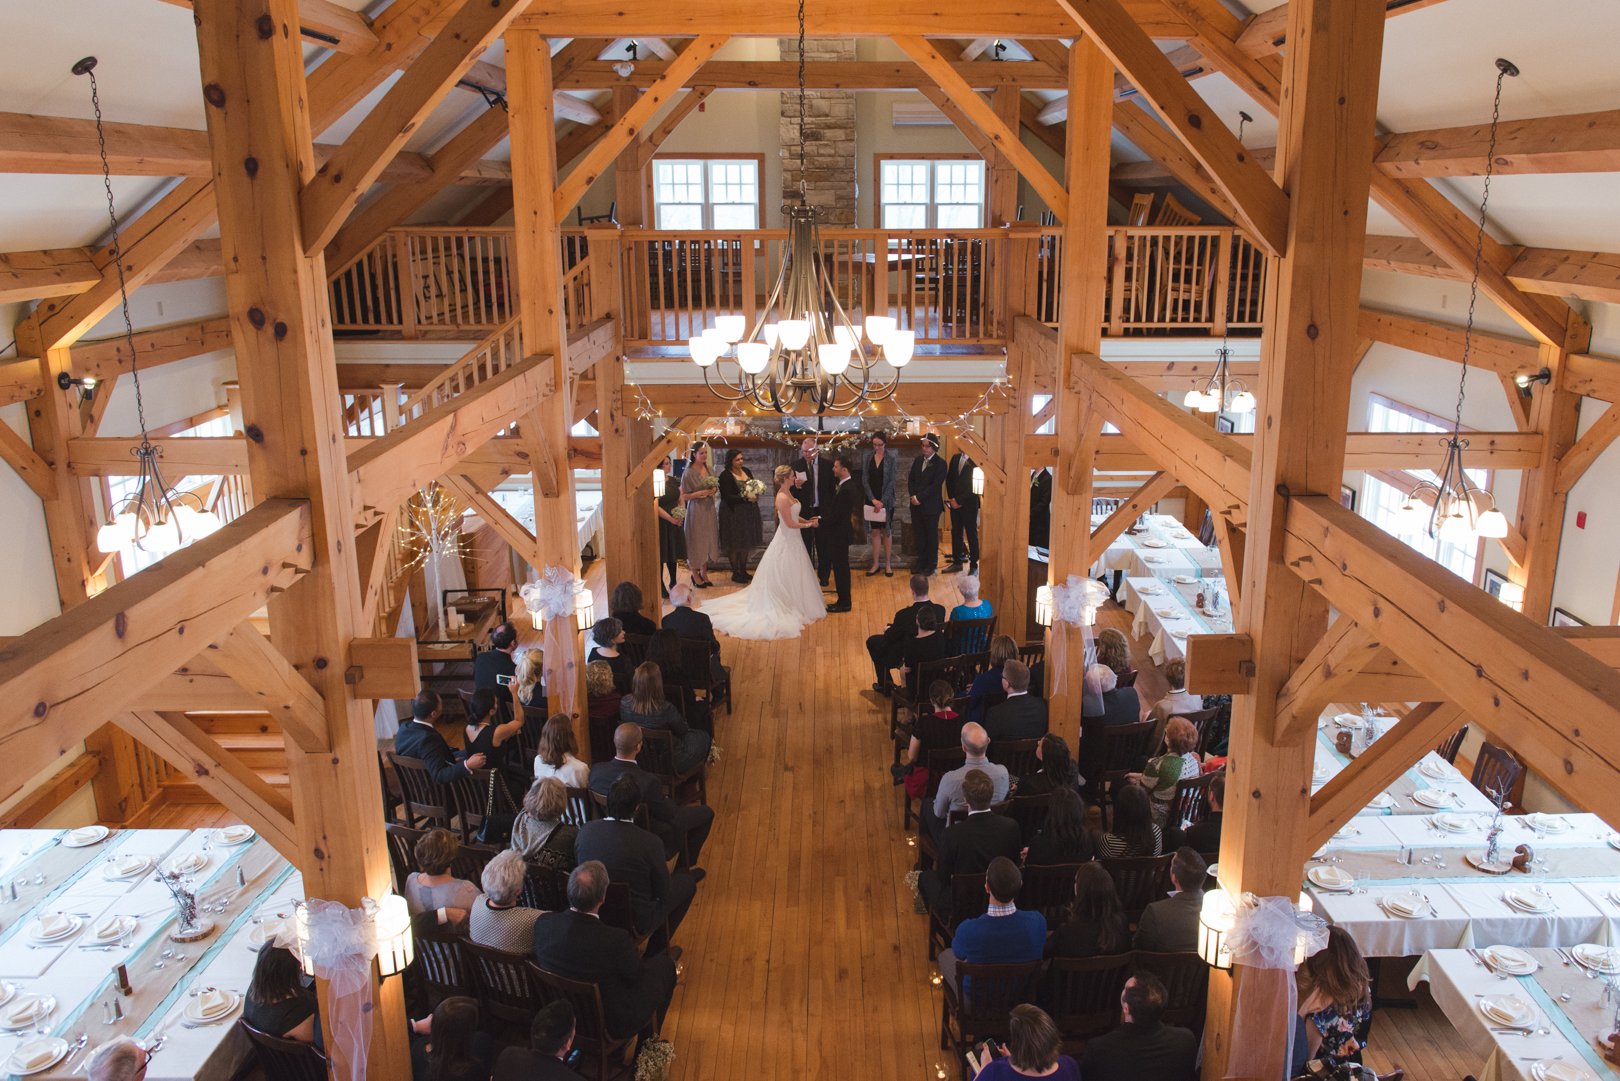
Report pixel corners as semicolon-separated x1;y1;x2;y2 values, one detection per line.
402;233;420;340
1212;229;1233;337
1108;229;1126;336
380;382;403;432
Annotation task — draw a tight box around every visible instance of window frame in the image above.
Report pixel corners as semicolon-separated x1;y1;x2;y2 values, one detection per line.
645;153;766;231
874;153;988;231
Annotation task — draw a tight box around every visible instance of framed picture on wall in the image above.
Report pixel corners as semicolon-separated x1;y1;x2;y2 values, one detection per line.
1552;607;1589;627
1215;416;1236;434
1339;485;1357;513
1483;568;1511;601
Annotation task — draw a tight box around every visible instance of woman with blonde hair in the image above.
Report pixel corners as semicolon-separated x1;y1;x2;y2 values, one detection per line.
698;462;828;640
532;713;588;788
620;661;711;772
584;660;622;764
1095;627;1132;679
509;776;578;871
512;648;543;709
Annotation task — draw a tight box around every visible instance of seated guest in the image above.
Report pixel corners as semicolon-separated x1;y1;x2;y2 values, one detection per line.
586;618;630;688
893;680;963;785
532;862;678;1040
410;996;493;1081
1180;771;1225;855
645;629;703;729
866;575;946;695
463;688;526;796
610;581;659;638
1128;717;1203;826
896;606;952;696
1096;783;1163;858
244;944;321;1047
468;850;543;954
395;690;485;784
620;662;711;773
510;777;579;872
1134;847;1206;952
917;771;1023;914
1077;664;1142;779
1047;863;1128;959
533;713;589;789
1013;733;1078;799
475;622;521;705
967;635;1020;726
950;574;992;622
966;1004;1078;1081
1294;926;1373;1072
1145;657;1202;730
1080;973;1197;1081
1022;787;1093;866
983;660;1048;741
662;584;723;679
403;828;480;931
87;1040;150;1081
924;723;1009;845
492;1001;583;1081
936;857;1045;992
584;662;622;765
589;723;714;869
513;648;545;710
576;776;699;939
1095;627;1133;682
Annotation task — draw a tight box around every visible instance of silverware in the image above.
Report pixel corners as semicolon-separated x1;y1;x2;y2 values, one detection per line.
61;1033;87;1070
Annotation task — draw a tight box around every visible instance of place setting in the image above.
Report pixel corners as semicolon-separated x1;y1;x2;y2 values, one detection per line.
1476;992;1549;1036
1503;884;1560;914
102;853;153;881
61;826;110;849
0;993;56;1035
4;1032;70;1076
209;825;254;847
180;985;241;1028
1375;887;1435;920
160;851;210;877
1414;788;1462;812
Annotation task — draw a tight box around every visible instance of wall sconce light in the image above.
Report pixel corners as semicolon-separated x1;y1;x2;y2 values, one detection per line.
971;466;984;497
1198;889;1237;969
1514;367;1552;392
1497;580;1525;611
574;591;595;631
1034;584;1054;628
372;894;415;977
652;467;666;498
57;372;97;402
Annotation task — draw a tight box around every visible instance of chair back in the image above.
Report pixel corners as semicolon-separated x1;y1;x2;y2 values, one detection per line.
959;651;995;680
1018;863;1081;926
1015;642;1046;670
1173;706;1224;755
1099;854;1174;924
1133;950;1209;1036
1046;953;1134;1040
1005;793;1049;842
1196;704;1231;758
988;738;1041;778
1127;193;1153;226
1435;723;1469;765
600;881;644;937
384;823;424;893
913;710;966;754
621;633;651;669
1116;668;1139;689
635;726;681;787
463;940;550;1028
453;768;519;843
1168;770;1217;833
562;786;599;827
531;967;628;1080
450;842;500;885
519;862;571;913
1154;192;1200;226
922;747;967;801
943;617;997;657
414;928;473;1009
949;960;1042;1029
949;872;991;927
1097;720;1159;776
238;1020;332;1081
677;638;717;688
514;709;545;771
1471;740;1523;799
386;753;453;829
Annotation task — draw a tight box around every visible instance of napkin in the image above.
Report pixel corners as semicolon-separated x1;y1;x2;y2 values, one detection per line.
95;916;122;938
36;914;70;938
4;1000;38;1025
1480;995;1531;1025
1435;813;1471;831
1488;944;1534;971
1534;1061;1591;1081
1382;894;1423;917
109;856;144;875
1529;813;1568;833
1153;607;1178;617
15;1040;56;1070
1507;887;1553;912
196;989;232;1017
1310;866;1351;889
1574;944;1620;971
217;825;253;843
67;828;101;845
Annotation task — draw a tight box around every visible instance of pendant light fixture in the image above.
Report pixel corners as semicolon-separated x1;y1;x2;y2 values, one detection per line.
1394;60;1517;544
1181;112;1256;417
74;57;221;557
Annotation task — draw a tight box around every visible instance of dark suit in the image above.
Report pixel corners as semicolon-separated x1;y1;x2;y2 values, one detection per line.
1029;468;1053;549
1134;888;1204;953
1181;812;1222;856
822;475;861;606
474;649;516;705
1079;1020;1199;1081
945;452;980;567
492;1047;583;1081
908;451;947;574
613;609;658;638
392;720;470;786
865;599;947;689
983;694;1049;741
531;910;677;1040
587;758;714;865
574;818;697;937
662;604;723;681
791;454;838;582
917;809;1022;913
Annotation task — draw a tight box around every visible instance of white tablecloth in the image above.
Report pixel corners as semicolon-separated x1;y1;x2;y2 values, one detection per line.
1313;724;1502;818
1091;514;1219;580
1121;577;1236;664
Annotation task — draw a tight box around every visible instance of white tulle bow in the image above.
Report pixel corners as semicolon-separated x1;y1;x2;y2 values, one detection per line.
520;565;583;620
1050;574;1109;625
1223;895;1330;1081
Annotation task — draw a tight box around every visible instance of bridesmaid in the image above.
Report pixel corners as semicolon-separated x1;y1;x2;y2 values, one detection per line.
717;449;763;584
862;431;899;577
654;457;684;599
681;444;721;588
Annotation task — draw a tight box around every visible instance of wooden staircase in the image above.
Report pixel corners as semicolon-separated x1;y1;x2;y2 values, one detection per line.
157;713;291;805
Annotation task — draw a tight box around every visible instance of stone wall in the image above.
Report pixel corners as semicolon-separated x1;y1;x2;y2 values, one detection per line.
777;38;857;226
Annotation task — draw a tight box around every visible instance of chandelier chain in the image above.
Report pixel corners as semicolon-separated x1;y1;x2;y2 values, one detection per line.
1456;63;1510;438
796;0;806;199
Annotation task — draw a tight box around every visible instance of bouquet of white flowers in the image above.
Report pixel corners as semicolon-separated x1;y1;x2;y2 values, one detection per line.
670;506;687;521
698;475;719;490
741;478;767;499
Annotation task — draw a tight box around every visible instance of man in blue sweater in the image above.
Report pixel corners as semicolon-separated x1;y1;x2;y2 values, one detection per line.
937;857;1045;992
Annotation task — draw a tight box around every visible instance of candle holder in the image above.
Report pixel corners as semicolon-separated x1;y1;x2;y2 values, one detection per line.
156;871;215;942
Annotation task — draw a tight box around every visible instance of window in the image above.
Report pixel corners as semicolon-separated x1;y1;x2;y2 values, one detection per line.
103;410;237;578
651;157;761;230
877;157;985;229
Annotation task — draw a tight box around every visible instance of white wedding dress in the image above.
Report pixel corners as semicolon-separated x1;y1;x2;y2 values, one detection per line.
700;490;827;641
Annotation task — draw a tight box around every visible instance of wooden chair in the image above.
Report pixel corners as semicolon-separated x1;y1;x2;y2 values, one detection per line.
1171;706;1224;756
1017;643;1047;696
1153;193;1200;226
907;746;967;831
519;862;571;914
1167;771;1217;834
943;616;997;658
940;961;1043;1079
1470;740;1523;800
450;768;520;843
238;1020;332;1081
1005;792;1050;843
958;650;995;681
601;881;666;954
1435;724;1468;765
384;823;424;893
1196;704;1231;758
379;750;402;824
1089;719;1159;807
1134;950;1209;1040
621;633;651;669
413;927;473;1009
463;940;552;1038
891;655;970;739
988;738;1042;779
1046;952;1134;1048
928;873;991;960
900;708;967;767
1116;668;1139;689
532;967;648;1081
636;726;707;807
677;637;732;715
562;786;600;827
1018;862;1081;927
1099;854;1174;925
1126;193;1153;227
386;753;455;831
449;842;501;887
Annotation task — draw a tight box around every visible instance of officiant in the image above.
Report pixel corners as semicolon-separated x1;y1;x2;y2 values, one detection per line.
718;449;764;584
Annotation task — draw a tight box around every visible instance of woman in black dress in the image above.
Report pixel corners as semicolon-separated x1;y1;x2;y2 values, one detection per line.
655;458;685;599
586;617;630;689
716;449;763;584
462;688;526;796
410;997;493;1081
244;945;322;1047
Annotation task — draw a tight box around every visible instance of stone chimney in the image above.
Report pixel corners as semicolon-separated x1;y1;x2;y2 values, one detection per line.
777;37;857;226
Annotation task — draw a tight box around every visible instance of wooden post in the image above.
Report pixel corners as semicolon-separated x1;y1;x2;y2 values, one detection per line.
612;85;645;228
192;4;410;1078
1205;4;1386;1078
508;30;586;727
379;381;403;432
989;86;1021;228
1515;312;1591;622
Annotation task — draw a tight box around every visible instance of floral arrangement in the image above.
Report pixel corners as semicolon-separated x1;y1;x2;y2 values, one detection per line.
156;869;199;933
670;506;687;521
741;478;767;499
698;475;719;490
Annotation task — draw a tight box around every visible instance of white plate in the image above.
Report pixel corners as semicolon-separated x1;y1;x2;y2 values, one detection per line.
1572;944;1620;974
1479;994;1533;1027
1332;824;1360;840
1367;792;1395;809
1153;607;1180;618
1172;575;1198;584
1307;866;1354;891
28;915;81;943
5;1037;67;1076
1141;538;1167;548
1505;887;1556;913
1485;944;1537;974
62;825;109;848
1413;789;1455;809
1532;1062;1592;1081
1420;759;1460;780
90;916;135;943
161;852;210;876
1433;813;1474;833
184;991;239;1024
1313;764;1330;781
1527;814;1569;834
212;825;255;846
1379;893;1428;918
248;919;285;950
0;983;15;1008
0;997;56;1032
1333;714;1366;730
103;855;152;880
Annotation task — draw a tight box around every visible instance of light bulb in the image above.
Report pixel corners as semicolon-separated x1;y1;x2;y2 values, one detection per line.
865;316;896;345
1474;508;1508;538
1183;389;1203;408
714;315;745;343
818;342;851;375
884;330;915;367
96;521;125;554
1231;390;1256;413
1497;580;1525;608
762;323;781;347
779;319;811;350
1391;498;1424;533
736;342;771;375
688;335;719;368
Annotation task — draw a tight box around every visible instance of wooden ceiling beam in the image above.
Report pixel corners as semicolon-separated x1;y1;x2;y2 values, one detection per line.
155;0;379;55
1161;0;1282;115
1357;306;1543;376
1238;1;1463;60
558;59;1065;90
636;87;715;169
206;623;330;754
65;436;249;477
67;316;233;385
1018;95;1068;158
0;247;100;305
1377;107;1620;178
1109;99;1236;220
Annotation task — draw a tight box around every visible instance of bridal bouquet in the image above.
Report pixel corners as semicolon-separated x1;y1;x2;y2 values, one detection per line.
741;478;766;499
670;506;687;521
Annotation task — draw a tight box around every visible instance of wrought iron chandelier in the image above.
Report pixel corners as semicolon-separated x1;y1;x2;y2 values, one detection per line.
1392;60;1517;544
686;0;912;413
74;57;220;557
1181;111;1255;418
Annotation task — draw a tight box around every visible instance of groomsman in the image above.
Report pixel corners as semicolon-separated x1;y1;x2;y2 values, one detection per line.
944;447;980;574
792;436;837;587
908;433;947;576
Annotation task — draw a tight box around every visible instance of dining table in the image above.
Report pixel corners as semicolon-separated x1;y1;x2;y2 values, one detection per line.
0;826;302;1081
1121;575;1236;664
1312;717;1502;818
1091;513;1222;581
1411;945;1620;1081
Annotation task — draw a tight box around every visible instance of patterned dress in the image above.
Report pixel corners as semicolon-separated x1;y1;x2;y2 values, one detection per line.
682;465;721;568
1308;997;1371;1066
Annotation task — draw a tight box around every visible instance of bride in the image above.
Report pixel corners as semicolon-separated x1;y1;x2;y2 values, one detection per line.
700;465;828;641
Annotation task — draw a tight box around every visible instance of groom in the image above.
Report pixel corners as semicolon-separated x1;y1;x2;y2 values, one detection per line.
824;457;861;612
